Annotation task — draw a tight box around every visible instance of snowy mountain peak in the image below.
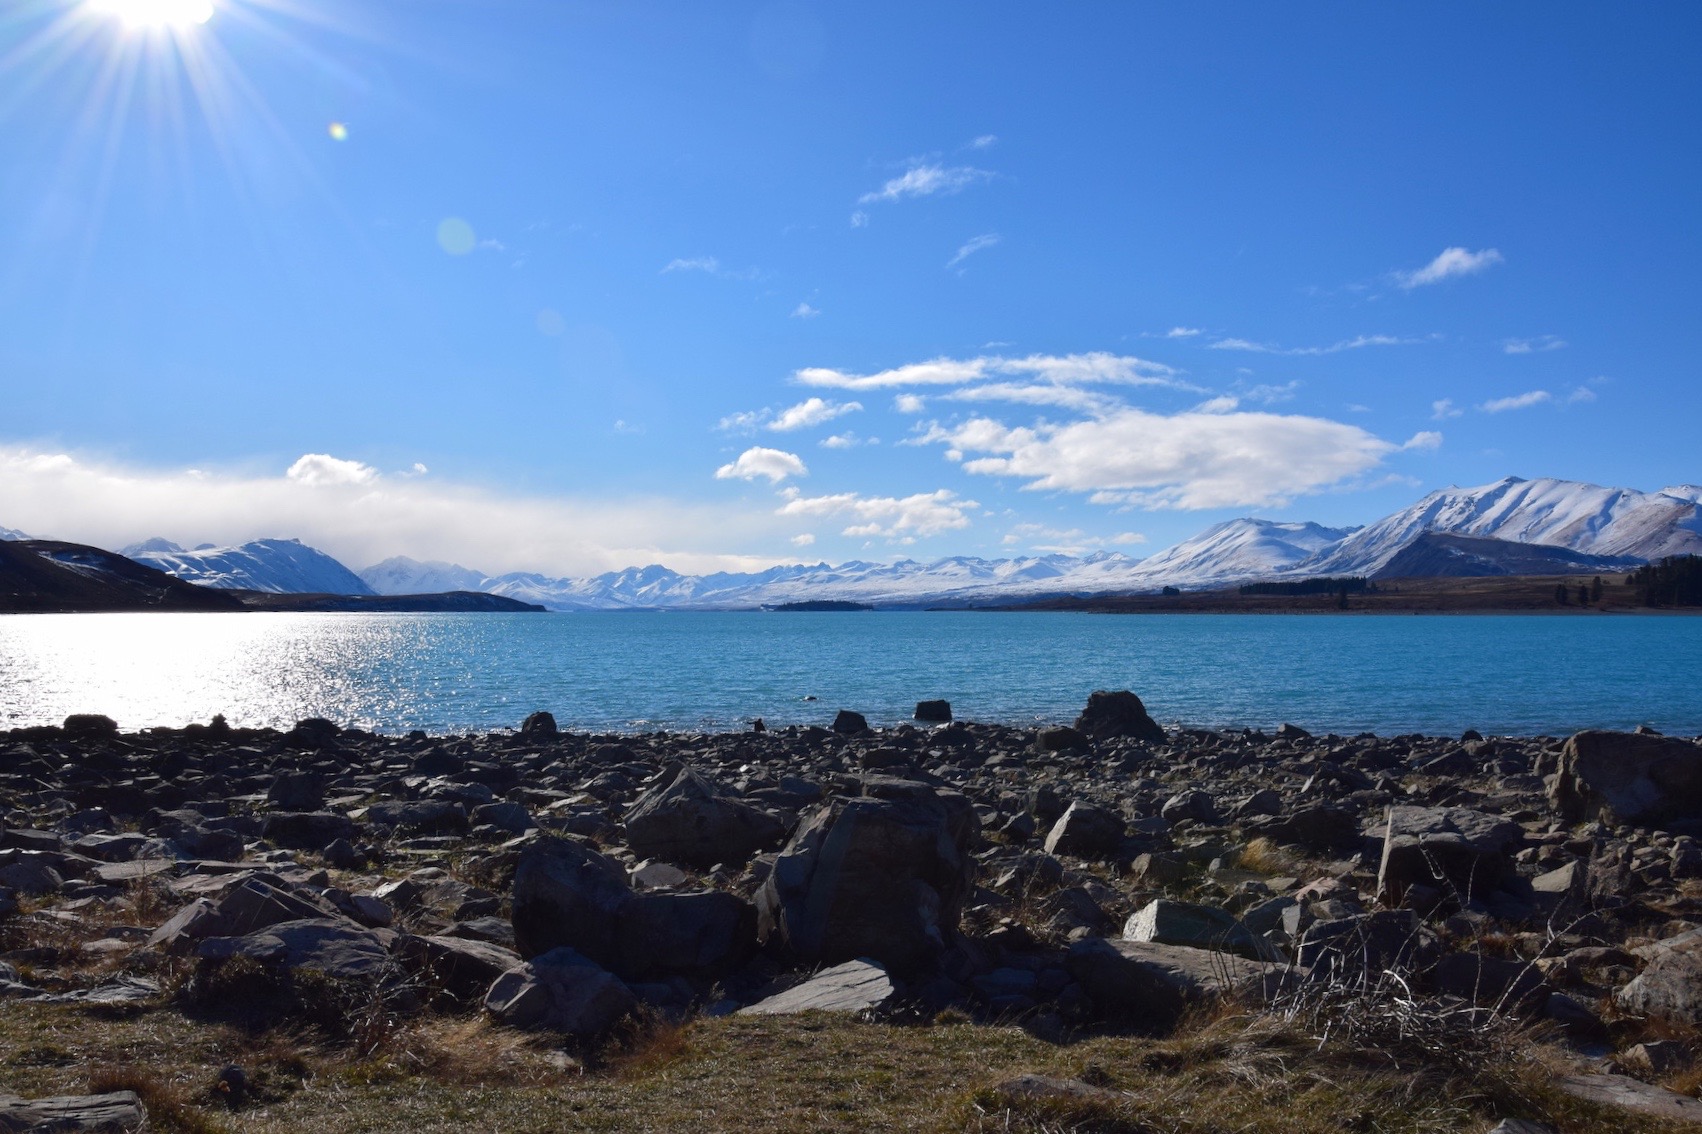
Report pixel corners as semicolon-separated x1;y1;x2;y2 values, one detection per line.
119;537;185;557
358;556;489;596
129;538;375;595
0;526;32;541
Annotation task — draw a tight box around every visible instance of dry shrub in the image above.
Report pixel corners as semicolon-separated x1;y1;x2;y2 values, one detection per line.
603;1006;694;1078
352;1015;578;1087
1235;838;1297;877
86;1064;231;1134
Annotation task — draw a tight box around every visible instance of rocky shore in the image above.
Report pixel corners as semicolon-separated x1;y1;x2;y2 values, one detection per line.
4;694;1702;1130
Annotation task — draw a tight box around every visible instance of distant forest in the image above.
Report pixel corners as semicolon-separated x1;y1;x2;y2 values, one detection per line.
1628;555;1702;607
1239;577;1375;597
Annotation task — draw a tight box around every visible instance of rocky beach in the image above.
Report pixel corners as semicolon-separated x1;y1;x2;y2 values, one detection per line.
4;694;1702;1132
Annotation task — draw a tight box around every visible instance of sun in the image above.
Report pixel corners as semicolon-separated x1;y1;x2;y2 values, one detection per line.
87;0;215;30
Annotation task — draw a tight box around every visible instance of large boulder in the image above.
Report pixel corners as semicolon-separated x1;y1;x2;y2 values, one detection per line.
1123;899;1277;961
1618;928;1702;1024
1042;802;1125;858
739;958;896;1016
509;837;757;982
196;918;392;982
1073;690;1166;744
484;947;636;1038
1550;731;1702;827
0;1090;145;1132
755;780;978;973
622;768;784;870
1376;805;1522;904
1065;938;1286;1031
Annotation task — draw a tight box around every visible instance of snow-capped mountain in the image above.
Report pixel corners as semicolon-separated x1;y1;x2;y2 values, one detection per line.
0;526;31;541
1120;519;1357;588
1296;476;1702;577
126;538;375;595
358;556;489;596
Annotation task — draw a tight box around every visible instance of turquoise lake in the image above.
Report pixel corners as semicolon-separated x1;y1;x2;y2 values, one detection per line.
1;610;1697;737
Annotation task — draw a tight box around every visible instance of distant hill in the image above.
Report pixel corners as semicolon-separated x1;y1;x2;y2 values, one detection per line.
126;538;375;595
232;590;545;613
1372;533;1645;579
0;540;243;613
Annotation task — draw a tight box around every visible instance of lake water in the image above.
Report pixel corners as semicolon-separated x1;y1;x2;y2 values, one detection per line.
1;611;1698;737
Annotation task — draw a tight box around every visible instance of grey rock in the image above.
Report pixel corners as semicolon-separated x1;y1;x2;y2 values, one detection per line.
914;700;952;722
262;811;355;850
1160;790;1218;825
1557;1073;1702;1122
623;768;783;870
1551;730;1702;827
831;710;870;736
0;1090;145;1132
1376;805;1522;904
519;711;558;741
1618;928;1702;1024
756;783;978;973
197;918;391;982
395;933;522;1002
1074;690;1166;744
265;773;325;812
1065;937;1286;1030
484;946;635;1037
471;802;536;836
1042;802;1124;858
510;837;638;967
739;958;896;1015
1123;898;1277;961
613;890;757;981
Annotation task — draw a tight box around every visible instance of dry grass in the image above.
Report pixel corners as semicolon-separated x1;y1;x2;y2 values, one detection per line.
86;1065;232;1134
1233;837;1298;877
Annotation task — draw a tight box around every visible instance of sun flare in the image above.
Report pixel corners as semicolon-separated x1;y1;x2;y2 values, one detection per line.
88;0;215;30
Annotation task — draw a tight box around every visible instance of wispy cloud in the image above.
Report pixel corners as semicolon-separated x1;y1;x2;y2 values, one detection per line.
1502;334;1566;354
1431;398;1464;421
1479;390;1551;413
947;232;1000;269
1165;326;1202;339
795;351;1177;392
790;301;821;319
967;134;998;149
1208;334;1420;356
777;486;976;540
858;163;993;204
661;256;759;280
1402;431;1444;451
714;447;808;483
767;397;862;432
1397;246;1504;289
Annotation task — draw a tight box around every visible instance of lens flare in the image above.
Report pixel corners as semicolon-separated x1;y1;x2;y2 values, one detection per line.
327;121;348;141
88;0;215;29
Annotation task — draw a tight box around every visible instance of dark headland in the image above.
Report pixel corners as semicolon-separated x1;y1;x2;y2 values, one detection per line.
4;695;1702;1131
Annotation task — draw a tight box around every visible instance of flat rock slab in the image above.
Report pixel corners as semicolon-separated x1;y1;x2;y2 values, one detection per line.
92;860;175;884
0;1090;145;1132
739;958;895;1016
1558;1072;1702;1121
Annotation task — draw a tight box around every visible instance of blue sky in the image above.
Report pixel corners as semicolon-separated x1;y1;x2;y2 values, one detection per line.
2;1;1698;575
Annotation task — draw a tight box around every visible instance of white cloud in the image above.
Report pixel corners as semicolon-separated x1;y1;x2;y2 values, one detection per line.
1208;334;1419;356
1397;246;1504;289
795;351;1177;391
714;447;808;483
849;211;869;228
925;407;1398;510
662;256;720;274
1111;532;1148;545
0;446;800;578
947;232;1000;269
1479;390;1552;413
790;533;816;547
941;382;1121;413
767;397;862;432
1503;334;1566;354
716;410;766;434
1431;398;1463;420
1402;431;1444;451
286;453;378;487
892;394;927;414
1239;381;1300;405
1566;386;1598;404
1166;327;1202;338
791;302;821;319
1194;395;1240;414
968;134;998;149
858;164;993;204
777;487;976;539
819;433;877;449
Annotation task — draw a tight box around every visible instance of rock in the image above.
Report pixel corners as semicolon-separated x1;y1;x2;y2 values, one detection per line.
913;700;952;723
1244;805;1360;852
262;811;355;850
197;918;392;982
363;800;469;835
1486;1121;1556;1134
265;773;325;812
1065;937;1286;1031
630;860;689;890
395;934;523;1003
510;837;634;966
623;768;784;870
471;802;536;836
613;890;757;981
1617;928;1702;1024
519;711;558;741
1431;953;1548;1013
1551;730;1702;827
0;856;62;897
1160;790;1218;825
1042;802;1124;858
1073;690;1166;744
1123;898;1276;961
756;783;978;973
739;958;896;1015
1557;1073;1702;1122
1296;911;1434;979
1232;789;1283;819
0;1090;145;1132
831;710;870;736
1376;805;1522;904
484;947;636;1038
1035;726;1086;752
61;714;120;739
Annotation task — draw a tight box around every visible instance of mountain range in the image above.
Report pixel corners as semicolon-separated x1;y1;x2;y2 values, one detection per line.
10;475;1698;610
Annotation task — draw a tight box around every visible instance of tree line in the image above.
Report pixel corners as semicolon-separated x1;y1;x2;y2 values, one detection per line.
1626;555;1702;607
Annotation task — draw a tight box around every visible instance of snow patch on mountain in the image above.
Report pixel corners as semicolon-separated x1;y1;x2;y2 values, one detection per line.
128;538;375;595
0;526;32;541
359;556;489;595
1122;518;1358;588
